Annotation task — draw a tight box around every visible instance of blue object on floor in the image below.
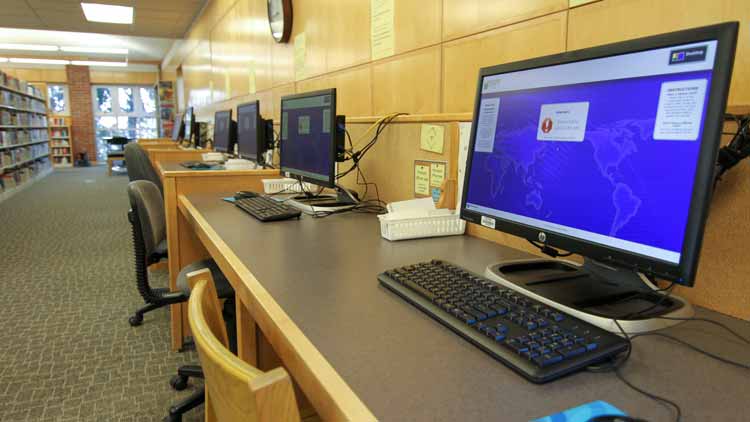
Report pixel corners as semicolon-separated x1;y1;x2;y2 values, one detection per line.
531;400;627;422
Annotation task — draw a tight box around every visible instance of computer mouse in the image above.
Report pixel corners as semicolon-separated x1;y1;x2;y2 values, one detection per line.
589;415;649;422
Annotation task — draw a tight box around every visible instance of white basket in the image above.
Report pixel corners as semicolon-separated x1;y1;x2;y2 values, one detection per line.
262;178;315;194
378;212;466;241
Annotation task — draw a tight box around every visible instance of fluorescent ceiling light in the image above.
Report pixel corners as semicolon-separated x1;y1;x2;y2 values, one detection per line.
0;43;58;51
81;3;134;24
0;58;7;63
71;60;127;67
61;46;128;55
9;58;70;65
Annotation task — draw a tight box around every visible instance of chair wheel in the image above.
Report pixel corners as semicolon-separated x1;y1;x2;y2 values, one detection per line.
128;315;143;326
170;375;188;391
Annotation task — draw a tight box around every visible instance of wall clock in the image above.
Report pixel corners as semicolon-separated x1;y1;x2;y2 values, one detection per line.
267;0;293;43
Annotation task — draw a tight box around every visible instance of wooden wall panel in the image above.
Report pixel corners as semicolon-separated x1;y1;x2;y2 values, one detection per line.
340;121;458;204
568;0;750;105
326;0;371;72
89;71;158;85
442;0;568;41
2;68;67;83
394;0;442;54
271;83;296;122
289;0;328;80
372;46;442;115
442;12;567;113
297;65;373;116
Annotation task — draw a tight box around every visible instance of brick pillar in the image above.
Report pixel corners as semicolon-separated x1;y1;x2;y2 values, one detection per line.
65;65;96;162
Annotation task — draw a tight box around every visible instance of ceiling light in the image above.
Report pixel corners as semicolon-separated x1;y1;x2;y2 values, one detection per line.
9;58;70;65
0;43;58;51
81;3;134;24
71;60;127;67
0;58;7;63
61;46;128;55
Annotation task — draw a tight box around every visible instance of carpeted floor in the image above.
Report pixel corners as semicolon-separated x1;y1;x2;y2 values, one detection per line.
0;167;203;422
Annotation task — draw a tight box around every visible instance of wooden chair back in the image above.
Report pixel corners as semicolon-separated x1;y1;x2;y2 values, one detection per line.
187;269;301;422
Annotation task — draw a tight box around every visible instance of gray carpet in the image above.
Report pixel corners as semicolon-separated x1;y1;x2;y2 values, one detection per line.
0;167;203;422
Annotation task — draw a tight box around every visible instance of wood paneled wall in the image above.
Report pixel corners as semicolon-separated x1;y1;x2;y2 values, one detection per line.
178;0;750;320
181;0;750;120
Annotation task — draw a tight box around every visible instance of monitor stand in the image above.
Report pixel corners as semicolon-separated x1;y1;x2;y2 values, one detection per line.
483;258;694;335
286;183;358;213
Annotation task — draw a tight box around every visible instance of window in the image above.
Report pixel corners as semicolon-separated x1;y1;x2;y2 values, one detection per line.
48;85;70;115
92;85;158;161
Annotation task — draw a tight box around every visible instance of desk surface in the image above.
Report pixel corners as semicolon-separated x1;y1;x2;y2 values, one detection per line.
159;161;279;178
186;192;750;421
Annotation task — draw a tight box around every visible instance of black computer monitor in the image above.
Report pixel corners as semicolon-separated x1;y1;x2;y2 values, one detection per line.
460;23;737;325
172;113;184;141
213;110;236;154
280;89;339;188
184;107;195;145
236;100;273;165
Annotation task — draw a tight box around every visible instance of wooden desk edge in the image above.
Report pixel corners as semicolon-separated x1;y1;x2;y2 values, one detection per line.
178;194;376;422
158;162;281;179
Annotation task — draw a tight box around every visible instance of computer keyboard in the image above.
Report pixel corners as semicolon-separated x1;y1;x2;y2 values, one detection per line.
234;195;301;222
378;260;629;383
180;161;217;170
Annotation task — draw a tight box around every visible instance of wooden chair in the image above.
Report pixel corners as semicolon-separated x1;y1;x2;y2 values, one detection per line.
187;269;301;422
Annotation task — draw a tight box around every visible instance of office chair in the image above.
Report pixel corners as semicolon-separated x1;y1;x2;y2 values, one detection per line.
126;180;234;327
181;269;300;422
124;142;164;195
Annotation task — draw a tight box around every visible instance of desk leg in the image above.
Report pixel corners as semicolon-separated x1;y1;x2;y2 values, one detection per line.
164;178;183;351
236;301;258;366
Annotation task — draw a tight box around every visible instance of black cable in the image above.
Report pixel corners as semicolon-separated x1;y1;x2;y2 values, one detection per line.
653;316;750;345
630;332;750;370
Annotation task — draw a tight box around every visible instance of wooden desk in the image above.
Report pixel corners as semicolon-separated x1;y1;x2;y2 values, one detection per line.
177;191;750;421
158;162;282;350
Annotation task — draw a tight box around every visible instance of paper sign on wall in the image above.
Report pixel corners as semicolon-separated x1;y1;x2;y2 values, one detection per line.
248;60;257;94
414;164;430;196
430;162;446;187
294;32;306;81
457;122;472;208
371;0;395;60
420;124;445;154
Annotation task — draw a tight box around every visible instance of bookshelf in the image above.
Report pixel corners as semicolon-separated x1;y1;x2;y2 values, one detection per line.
0;70;53;204
49;116;74;168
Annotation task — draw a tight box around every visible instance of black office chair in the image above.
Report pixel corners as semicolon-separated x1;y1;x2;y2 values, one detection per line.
127;180;236;422
124;142;163;195
126;180;235;326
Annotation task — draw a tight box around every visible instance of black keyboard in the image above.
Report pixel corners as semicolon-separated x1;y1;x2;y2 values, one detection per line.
378;260;629;383
180;161;215;170
234;195;301;222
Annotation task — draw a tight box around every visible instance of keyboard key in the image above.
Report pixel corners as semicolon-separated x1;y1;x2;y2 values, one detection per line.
558;346;587;359
534;353;564;367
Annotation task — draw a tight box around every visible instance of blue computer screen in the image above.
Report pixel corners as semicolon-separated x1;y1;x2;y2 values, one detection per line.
280;93;333;182
465;41;718;264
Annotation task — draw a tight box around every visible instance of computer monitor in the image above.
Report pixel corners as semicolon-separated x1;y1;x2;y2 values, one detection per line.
460;23;737;332
172;113;184;141
213;110;236;154
280;89;338;188
237;101;272;165
184;107;195;145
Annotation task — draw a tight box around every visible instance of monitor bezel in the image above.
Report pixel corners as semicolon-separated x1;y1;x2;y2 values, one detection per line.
459;22;738;286
236;100;264;164
213;109;233;153
184;107;194;141
172;112;184;141
279;88;337;189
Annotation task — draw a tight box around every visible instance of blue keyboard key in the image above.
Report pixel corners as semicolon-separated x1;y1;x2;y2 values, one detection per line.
533;353;563;367
586;342;598;351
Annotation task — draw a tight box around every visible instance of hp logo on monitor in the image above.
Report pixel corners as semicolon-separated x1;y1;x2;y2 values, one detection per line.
538;232;547;243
